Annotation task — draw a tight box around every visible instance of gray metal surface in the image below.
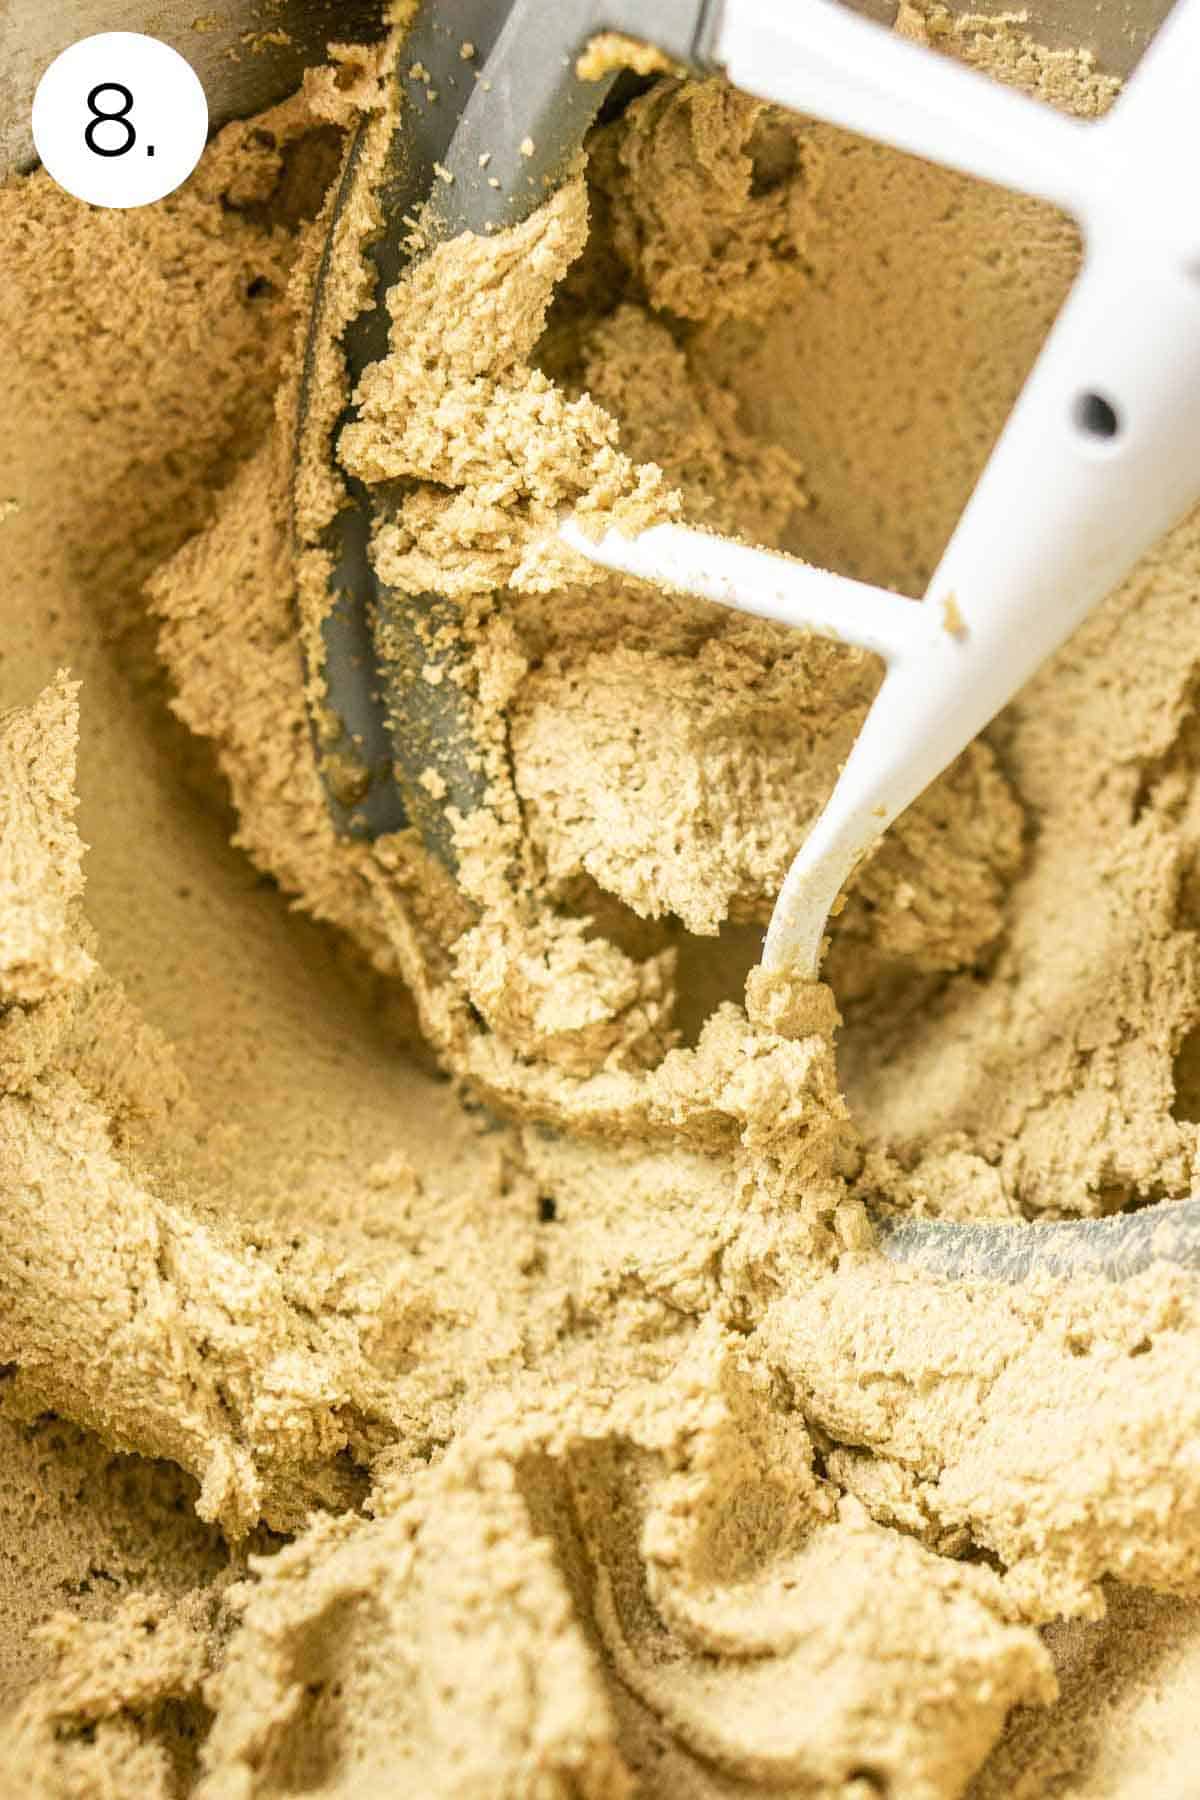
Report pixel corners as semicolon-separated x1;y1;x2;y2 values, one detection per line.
296;0;715;850
0;0;388;180
875;1197;1200;1281
295;0;519;849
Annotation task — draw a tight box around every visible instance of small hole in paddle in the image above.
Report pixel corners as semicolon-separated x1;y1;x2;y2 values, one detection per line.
1073;390;1121;442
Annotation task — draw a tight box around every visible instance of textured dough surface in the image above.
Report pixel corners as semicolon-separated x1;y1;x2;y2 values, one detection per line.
3;8;1200;1797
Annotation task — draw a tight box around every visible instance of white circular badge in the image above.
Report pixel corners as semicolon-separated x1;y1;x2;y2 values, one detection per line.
32;33;208;210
